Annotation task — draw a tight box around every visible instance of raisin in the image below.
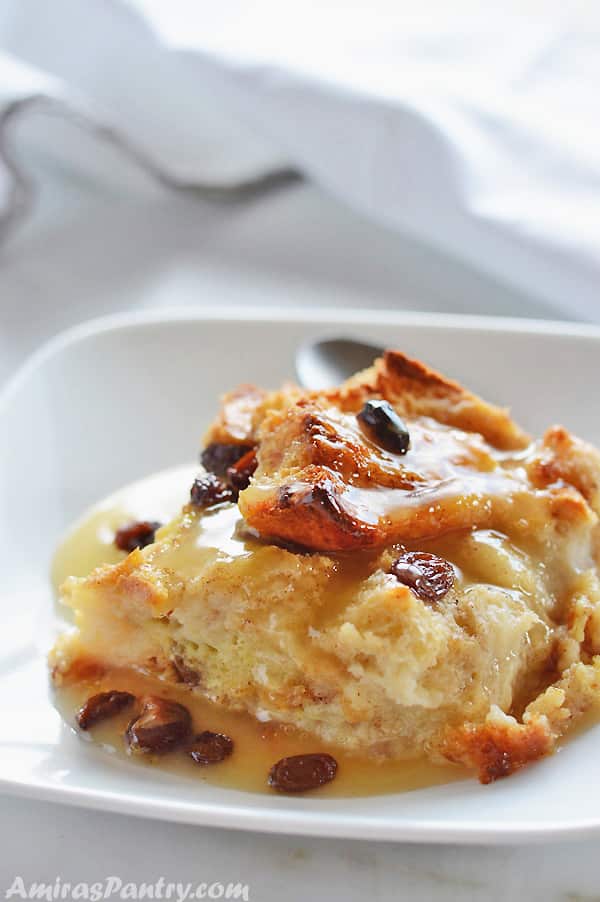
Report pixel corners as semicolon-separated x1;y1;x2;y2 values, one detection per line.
172;656;201;687
268;753;338;793
279;480;345;522
126;696;192;755
390;551;455;603
190;473;235;507
357;399;410;455
226;448;258;495
188;731;234;766
76;690;135;730
201;442;254;477
114;520;161;552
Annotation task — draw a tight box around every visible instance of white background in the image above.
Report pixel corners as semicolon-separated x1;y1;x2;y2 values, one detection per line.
1;155;597;901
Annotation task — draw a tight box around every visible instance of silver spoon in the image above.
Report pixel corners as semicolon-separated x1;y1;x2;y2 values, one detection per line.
295;337;383;390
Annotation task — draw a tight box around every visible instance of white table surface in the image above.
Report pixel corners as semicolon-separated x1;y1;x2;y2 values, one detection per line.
1;153;597;901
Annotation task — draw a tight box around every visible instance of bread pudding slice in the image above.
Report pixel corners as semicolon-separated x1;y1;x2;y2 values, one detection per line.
51;351;600;783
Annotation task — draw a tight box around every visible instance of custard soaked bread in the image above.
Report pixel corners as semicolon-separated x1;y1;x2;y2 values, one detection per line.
52;351;600;783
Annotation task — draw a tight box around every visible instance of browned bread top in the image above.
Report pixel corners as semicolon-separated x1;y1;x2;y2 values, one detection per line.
202;350;597;552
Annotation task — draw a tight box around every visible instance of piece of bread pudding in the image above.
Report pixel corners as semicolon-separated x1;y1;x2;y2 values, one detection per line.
51;351;600;783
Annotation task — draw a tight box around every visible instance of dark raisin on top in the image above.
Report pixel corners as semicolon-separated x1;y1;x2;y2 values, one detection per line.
201;442;254;477
188;731;234;766
114;520;162;552
76;690;135;730
226;448;258;495
126;695;192;755
190;473;235;507
268;753;338;793
357;399;410;455
390;551;455;604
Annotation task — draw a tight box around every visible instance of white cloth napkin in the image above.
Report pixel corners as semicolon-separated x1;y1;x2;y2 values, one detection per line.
1;0;598;320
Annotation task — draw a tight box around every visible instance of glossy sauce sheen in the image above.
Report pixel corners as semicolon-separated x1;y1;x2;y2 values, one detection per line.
52;465;470;796
244;413;533;530
56;669;466;797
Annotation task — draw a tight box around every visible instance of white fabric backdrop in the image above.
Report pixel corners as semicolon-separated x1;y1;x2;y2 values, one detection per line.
0;0;598;320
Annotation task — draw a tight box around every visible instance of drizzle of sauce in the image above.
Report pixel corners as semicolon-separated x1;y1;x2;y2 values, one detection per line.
238;413;551;553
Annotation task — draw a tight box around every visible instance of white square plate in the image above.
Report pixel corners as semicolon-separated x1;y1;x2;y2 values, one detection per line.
2;307;600;844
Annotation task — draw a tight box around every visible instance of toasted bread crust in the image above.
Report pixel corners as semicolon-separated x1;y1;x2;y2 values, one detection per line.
209;350;600;552
203;384;267;446
329;351;530;451
529;426;600;514
440;712;554;783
